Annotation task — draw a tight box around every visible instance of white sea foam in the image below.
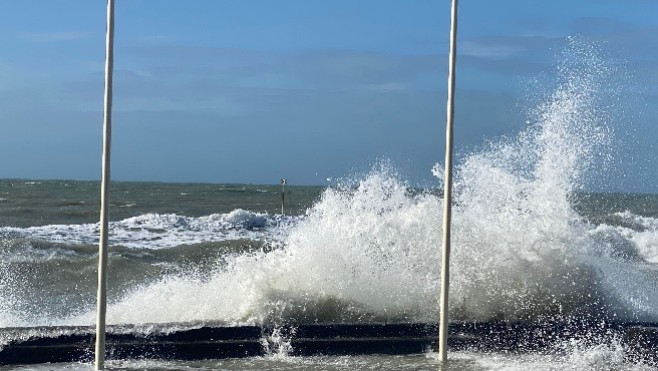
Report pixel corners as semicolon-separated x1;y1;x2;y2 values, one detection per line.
604;211;658;263
0;209;291;249
69;161;658;325
58;170;440;326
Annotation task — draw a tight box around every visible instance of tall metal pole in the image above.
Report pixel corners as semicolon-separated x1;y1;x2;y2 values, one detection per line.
439;0;458;363
95;0;115;369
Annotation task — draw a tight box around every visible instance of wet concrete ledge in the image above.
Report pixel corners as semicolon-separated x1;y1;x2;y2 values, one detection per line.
0;321;656;365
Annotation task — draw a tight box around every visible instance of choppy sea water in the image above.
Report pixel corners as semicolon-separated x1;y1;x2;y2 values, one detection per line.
1;40;658;370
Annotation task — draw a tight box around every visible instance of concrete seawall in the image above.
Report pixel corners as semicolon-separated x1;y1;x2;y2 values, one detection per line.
0;321;655;365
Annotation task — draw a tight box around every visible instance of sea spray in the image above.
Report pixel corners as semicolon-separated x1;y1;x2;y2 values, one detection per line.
87;39;658;328
0;259;22;329
447;38;615;322
80;169;442;326
261;326;296;358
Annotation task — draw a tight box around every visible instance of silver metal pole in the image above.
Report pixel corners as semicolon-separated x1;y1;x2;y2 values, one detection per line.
95;0;115;369
439;0;458;363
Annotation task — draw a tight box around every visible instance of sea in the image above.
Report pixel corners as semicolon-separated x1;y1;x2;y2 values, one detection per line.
2;42;658;370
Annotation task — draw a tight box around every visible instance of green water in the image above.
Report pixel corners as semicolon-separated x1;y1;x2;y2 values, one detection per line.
0;180;324;228
1;179;657;370
3;179;658;230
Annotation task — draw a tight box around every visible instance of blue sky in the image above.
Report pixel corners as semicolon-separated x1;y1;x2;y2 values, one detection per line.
0;1;656;190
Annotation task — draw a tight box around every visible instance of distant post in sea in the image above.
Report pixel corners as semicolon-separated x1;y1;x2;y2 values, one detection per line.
280;178;287;215
95;0;115;369
439;0;458;363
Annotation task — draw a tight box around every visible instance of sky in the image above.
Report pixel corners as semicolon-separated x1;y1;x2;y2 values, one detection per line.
0;1;656;190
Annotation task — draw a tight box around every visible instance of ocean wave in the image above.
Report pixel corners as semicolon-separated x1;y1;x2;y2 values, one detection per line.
70;39;658;327
0;209;295;249
612;211;658;231
68;167;658;327
599;212;658;264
